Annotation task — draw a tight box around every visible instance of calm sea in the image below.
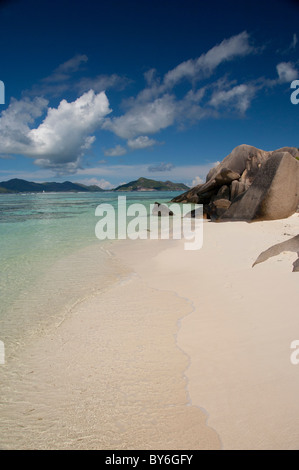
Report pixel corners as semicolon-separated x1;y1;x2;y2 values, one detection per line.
0;191;182;356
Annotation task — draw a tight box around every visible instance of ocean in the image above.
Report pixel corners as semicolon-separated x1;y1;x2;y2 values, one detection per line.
0;191;182;358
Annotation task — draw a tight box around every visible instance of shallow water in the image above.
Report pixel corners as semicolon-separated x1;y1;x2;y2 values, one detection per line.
0;191;181;355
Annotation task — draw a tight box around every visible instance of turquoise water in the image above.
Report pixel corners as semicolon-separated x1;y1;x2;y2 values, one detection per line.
0;191;182;353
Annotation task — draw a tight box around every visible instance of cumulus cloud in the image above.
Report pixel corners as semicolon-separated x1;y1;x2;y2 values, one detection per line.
276;62;297;82
127;136;158;149
104;144;127;157
0;91;111;173
0;96;48;154
148;162;174;172
3;32;296;179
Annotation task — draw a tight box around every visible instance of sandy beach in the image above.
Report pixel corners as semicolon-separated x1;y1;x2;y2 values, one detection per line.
1;214;299;449
2;0;299;454
112;214;299;449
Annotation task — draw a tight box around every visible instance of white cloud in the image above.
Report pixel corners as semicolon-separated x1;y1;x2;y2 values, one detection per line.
76;74;130;94
148;162;174;172
76;162;216;183
0;91;111;173
28;56;129;98
0;96;48;154
191;176;204;186
103;94;176;139
127;136;158;149
101;33;255;142
276;62;297;83
43;54;88;83
144;68;158;86
78;177;114;189
209;84;256;113
164;31;252;87
104;144;127;157
29;90;111;172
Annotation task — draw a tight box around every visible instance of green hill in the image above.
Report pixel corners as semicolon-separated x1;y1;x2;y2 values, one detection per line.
114;177;189;192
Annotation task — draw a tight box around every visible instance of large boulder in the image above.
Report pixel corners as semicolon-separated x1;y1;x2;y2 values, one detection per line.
220;152;299;221
206;144;270;183
171;184;203;203
171;144;299;221
172;144;271;204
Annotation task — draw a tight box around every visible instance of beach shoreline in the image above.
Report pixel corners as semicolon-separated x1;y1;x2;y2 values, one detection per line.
112;214;299;449
0;237;220;449
1;214;299;449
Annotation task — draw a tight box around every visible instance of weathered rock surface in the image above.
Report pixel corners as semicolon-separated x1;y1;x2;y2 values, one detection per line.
221;152;299;221
214;168;240;185
171;144;299;221
207;144;270;182
230;180;249;201
207;198;231;219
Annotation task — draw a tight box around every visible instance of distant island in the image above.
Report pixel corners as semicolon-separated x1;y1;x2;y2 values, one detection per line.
0;179;104;194
114;177;189;192
0;177;189;194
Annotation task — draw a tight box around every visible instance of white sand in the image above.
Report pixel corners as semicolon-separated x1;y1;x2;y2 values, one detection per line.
0;242;219;449
112;214;299;449
1;214;299;449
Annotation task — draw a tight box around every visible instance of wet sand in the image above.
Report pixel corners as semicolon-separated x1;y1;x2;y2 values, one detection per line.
1;214;299;449
0;241;220;449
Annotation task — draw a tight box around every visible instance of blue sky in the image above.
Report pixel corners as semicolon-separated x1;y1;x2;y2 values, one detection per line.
0;0;298;188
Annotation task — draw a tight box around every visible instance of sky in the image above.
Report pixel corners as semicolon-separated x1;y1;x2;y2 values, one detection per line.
0;0;298;189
